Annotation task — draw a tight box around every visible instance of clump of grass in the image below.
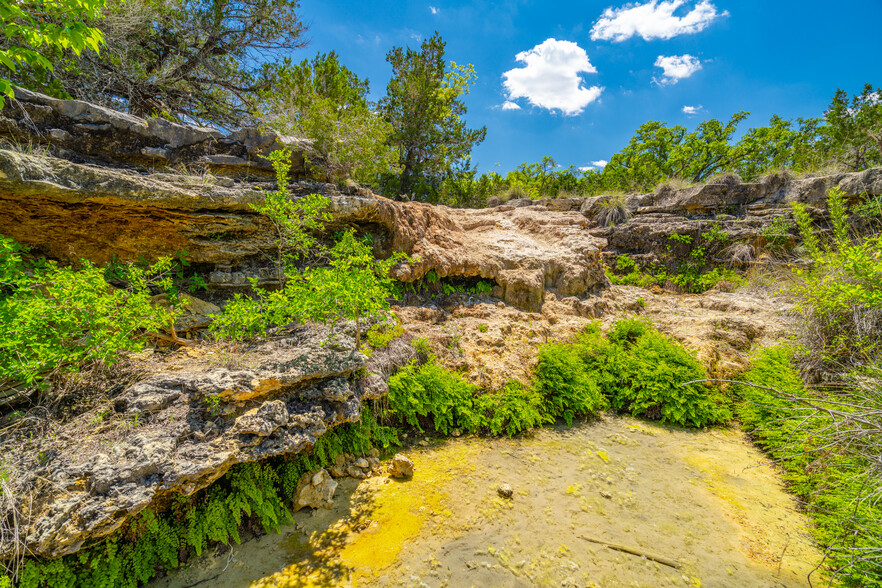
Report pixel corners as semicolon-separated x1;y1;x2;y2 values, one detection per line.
593;193;631;227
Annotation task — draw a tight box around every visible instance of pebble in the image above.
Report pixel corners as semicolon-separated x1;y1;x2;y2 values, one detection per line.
600;490;612;499
497;483;514;499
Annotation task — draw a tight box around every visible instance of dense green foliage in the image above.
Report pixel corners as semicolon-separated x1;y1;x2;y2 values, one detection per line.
211;150;404;344
790;187;882;365
258;52;398;183
386;320;728;435
0;0;104;108
533;341;608;425
736;348;882;586
8;0;308;126
378;32;486;201
0;236;178;389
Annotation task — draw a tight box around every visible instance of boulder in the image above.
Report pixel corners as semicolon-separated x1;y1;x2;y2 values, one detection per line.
0;324;370;559
388;453;414;479
293;469;338;511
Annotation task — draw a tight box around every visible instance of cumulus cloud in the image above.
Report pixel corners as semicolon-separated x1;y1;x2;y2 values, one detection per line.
502;39;603;116
501;101;521;111
682;104;702;115
580;160;609;172
654;54;702;85
590;0;727;42
429;5;438;14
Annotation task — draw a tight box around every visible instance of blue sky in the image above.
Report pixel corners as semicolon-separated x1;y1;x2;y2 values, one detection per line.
293;0;882;173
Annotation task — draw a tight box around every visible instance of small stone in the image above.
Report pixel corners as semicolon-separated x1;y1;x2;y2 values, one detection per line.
418;440;428;447
497;483;514;499
353;457;369;469
388;453;414;478
451;429;461;437
600;490;612;499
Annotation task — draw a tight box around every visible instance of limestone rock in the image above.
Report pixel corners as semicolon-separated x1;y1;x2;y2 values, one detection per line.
497;483;514;499
233;401;289;437
388;453;414;478
0;324;368;559
293;469;338;511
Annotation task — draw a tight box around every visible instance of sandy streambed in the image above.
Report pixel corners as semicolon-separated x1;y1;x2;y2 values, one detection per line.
151;416;823;588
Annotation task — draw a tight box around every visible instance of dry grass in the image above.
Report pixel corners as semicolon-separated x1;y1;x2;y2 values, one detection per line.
653;177;694;194
594;193;632;227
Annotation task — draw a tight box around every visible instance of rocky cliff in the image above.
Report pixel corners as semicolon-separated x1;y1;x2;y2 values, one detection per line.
2;88;882;570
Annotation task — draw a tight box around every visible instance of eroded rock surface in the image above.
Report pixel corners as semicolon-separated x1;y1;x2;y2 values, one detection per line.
1;325;375;559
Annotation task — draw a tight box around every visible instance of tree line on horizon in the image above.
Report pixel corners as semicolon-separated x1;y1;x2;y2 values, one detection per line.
1;0;880;207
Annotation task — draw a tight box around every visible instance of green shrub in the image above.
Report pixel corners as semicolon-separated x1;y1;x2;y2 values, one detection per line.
608;317;652;346
790;188;882;364
473;381;551;437
0;236;179;389
612;330;729;427
533;342;607;425
736;348;882;586
385;360;480;435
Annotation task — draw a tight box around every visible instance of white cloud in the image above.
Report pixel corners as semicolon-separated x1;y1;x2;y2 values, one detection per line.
590;1;727;42
682;104;702;115
654;54;701;85
501;101;521;111
502;39;603;116
429;5;439;14
579;166;595;172
592;159;609;168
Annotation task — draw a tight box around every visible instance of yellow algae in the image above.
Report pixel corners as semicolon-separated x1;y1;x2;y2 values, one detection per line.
252;440;481;587
596;450;610;463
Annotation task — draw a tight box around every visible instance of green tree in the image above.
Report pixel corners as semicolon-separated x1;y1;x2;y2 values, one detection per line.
668;111;748;182
820;83;882;171
0;0;104;107
17;0;308;127
601;120;686;192
299;231;405;346
379;32;486;201
258;52;398;184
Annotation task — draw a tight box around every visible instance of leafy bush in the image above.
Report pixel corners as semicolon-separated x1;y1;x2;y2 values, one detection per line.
532;342;608;425
608;317;652;346
473;381;551;437
385;360;480;435
0;236;178;389
612;331;729;427
736;348;882;586
790;187;882;365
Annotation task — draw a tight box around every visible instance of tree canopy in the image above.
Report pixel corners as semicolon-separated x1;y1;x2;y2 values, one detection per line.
379;32;486;201
258;52;398;184
10;0;308;127
0;0;105;108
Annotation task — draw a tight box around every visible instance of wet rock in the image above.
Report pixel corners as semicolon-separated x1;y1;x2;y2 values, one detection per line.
388;454;414;478
497;483;514;499
293;469;338;511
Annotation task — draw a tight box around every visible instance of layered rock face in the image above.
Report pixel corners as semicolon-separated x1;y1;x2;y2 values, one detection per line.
1;326;413;560
518;170;882;264
0;89;608;311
